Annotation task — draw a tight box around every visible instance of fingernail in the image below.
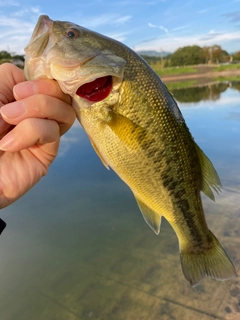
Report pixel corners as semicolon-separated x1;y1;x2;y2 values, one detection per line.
13;81;36;99
1;101;25;119
0;132;15;150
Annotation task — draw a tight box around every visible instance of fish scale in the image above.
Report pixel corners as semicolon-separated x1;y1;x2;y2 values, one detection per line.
24;15;236;287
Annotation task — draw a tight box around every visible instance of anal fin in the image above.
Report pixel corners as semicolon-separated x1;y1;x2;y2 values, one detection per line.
134;195;162;235
194;142;222;201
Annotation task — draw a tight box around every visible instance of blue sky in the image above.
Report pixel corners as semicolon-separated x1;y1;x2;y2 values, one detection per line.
0;0;240;55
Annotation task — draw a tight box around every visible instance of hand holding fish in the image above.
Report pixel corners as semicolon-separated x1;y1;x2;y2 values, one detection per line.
0;63;76;208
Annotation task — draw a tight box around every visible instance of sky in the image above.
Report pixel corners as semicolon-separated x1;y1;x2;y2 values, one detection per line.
0;0;240;55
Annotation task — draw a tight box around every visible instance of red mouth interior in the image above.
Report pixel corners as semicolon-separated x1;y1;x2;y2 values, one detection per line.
76;76;112;102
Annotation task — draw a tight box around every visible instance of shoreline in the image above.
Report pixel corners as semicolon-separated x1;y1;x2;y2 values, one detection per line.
160;69;240;83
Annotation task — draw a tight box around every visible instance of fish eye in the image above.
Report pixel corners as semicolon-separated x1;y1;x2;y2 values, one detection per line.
65;28;79;39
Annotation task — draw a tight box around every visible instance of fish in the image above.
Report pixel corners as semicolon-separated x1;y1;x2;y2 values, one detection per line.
24;15;236;287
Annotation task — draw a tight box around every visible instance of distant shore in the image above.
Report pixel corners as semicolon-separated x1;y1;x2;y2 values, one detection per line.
148;64;239;81
160;69;240;83
149;64;240;89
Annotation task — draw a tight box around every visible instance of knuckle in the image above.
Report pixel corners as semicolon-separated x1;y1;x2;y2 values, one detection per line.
28;118;59;142
27;94;49;115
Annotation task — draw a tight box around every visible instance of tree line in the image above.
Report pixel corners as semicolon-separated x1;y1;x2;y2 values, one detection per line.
1;44;240;68
140;45;240;68
0;50;25;68
0;50;24;62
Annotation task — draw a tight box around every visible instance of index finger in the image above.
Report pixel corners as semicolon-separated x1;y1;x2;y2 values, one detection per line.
13;79;72;105
0;63;24;105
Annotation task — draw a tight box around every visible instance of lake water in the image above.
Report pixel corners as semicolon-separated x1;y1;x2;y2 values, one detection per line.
0;81;239;320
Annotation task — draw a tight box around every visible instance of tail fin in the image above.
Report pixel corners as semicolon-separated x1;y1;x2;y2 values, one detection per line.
180;230;237;287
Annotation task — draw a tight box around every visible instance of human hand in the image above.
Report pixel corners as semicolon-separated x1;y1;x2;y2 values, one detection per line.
0;63;76;208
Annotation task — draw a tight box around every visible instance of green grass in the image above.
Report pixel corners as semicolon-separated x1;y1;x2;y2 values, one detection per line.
150;63;240;76
154;66;198;76
212;63;240;72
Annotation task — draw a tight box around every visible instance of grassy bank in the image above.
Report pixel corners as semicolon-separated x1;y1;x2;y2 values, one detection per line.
154;66;198;76
213;63;240;72
150;63;240;77
150;63;240;89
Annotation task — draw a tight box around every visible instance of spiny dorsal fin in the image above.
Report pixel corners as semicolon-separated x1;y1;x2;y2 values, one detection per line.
134;195;162;235
194;142;222;201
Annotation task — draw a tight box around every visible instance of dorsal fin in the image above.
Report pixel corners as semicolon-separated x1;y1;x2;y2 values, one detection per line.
194;142;222;201
134;195;162;235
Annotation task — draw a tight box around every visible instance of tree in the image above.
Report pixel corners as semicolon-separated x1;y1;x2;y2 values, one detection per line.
170;45;205;66
220;49;230;63
12;54;25;62
0;50;12;60
202;45;230;64
232;51;240;61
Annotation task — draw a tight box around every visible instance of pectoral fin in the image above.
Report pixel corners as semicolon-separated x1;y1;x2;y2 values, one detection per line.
134;195;162;235
194;142;222;201
103;110;147;150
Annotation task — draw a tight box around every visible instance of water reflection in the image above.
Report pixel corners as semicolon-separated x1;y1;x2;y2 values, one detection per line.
171;81;240;103
0;81;239;320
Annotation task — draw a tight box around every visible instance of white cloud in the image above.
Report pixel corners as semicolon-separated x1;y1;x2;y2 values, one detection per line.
209;29;216;35
105;31;130;42
0;0;19;6
172;25;190;32
148;22;168;33
0;10;131;54
0;8;40;54
135;29;240;53
0;16;33;28
80;13;131;29
82;14;117;28
203;30;240;43
118;0;166;5
115;15;132;24
159;26;168;34
31;6;41;14
12;6;41;17
198;9;209;14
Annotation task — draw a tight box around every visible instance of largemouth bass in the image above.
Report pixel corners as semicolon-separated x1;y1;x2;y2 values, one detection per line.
24;15;236;286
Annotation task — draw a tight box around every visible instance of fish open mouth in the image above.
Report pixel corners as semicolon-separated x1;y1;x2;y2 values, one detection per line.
76;76;112;102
